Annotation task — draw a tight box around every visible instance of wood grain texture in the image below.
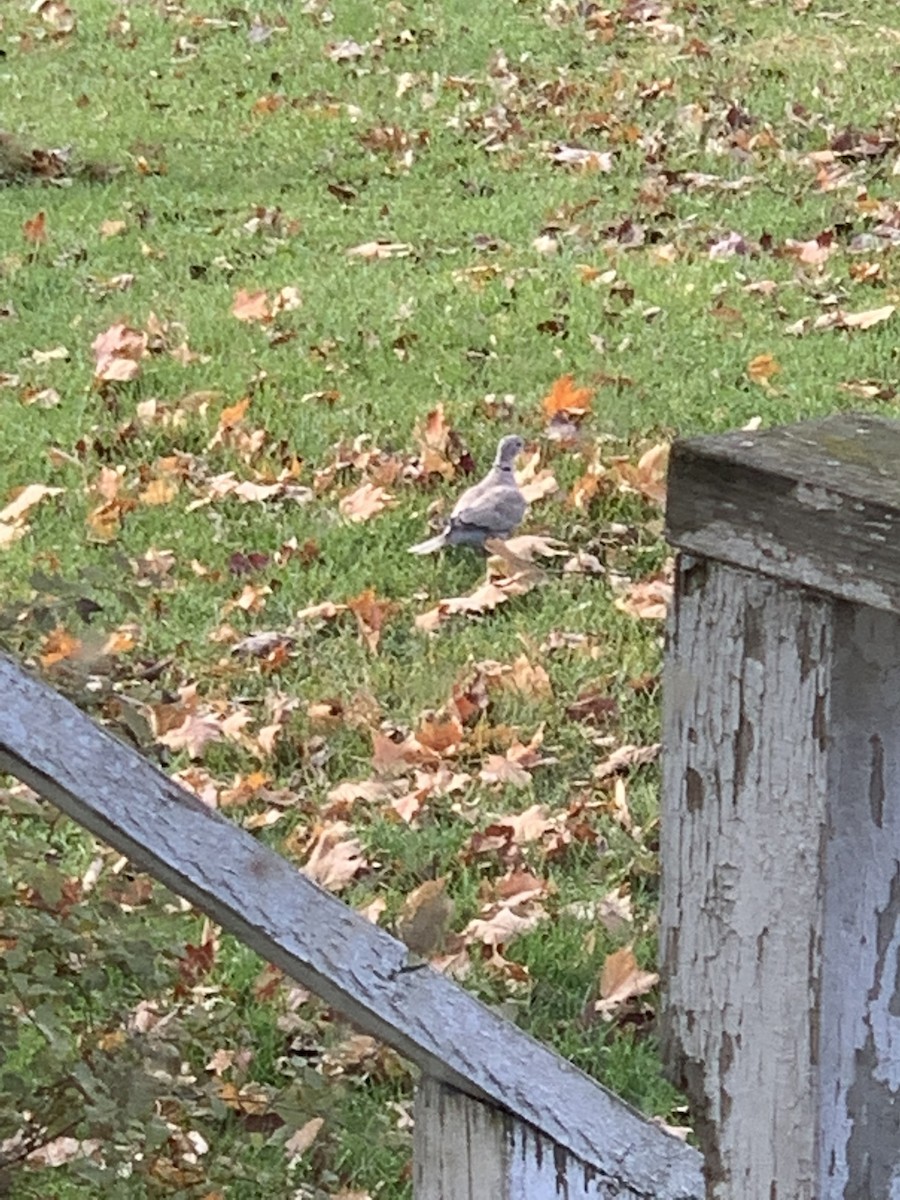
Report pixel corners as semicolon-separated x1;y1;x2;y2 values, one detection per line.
414;1078;654;1200
662;557;900;1198
0;654;703;1200
666;411;900;612
662;558;831;1199
820;604;900;1195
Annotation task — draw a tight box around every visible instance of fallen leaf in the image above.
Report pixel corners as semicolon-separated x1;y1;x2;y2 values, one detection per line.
139;477;179;506
91;322;148;383
565;686;618;725
338;482;394;523
479;754;533;787
747;353;781;385
593;743;660;780
487;804;556;843
415;712;465;755
231;288;270;322
541;373;594;420
463;903;547;948
501;534;569;560
596;945;658;1016
516;450;559;504
609;443;669;506
22;210;47;244
301;822;367;891
0;482;64;527
347;588;399;654
326;37;368;62
841;304;896;330
39;626;82;667
613;564;673;620
549;144;614;172
415;570;539;632
346;240;413;259
157;712;224;759
99;218;128;239
31;344;70;364
284;1117;325;1161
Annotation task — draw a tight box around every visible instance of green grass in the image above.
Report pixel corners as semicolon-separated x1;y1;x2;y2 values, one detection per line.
2;0;900;1194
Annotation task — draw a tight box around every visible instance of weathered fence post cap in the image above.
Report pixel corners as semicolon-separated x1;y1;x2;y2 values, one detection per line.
666;411;900;612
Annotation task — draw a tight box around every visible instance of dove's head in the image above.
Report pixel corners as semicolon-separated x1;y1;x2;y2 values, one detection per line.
494;434;524;470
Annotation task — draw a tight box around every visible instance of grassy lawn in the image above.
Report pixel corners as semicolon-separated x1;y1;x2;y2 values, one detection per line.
3;0;900;1195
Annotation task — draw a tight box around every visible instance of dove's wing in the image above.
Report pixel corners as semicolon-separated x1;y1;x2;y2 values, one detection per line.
449;468;526;538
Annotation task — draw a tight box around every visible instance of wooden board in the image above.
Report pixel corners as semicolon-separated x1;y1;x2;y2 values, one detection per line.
667;411;900;612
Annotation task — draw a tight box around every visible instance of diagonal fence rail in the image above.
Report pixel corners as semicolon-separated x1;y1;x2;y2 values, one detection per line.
0;653;702;1200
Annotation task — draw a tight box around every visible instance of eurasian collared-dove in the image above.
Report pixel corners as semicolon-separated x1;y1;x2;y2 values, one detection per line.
408;434;526;554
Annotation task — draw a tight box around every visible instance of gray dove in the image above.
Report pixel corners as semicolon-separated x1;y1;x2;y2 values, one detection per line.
408;434;526;554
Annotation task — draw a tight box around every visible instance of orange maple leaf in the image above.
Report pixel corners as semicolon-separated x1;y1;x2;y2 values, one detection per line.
541;373;594;420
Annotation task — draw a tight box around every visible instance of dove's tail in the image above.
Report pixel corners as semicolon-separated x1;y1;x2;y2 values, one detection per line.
408;531;448;555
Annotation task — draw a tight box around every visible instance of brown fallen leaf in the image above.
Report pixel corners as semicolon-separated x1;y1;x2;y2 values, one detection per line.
462;903;547;949
486;803;556;844
609;443;670;506
157;711;224;759
613;562;674;620
593;743;661;780
415;711;465;755
231;288;270;322
501;534;569;561
338;482;394;523
516;450;559;504
415;570;539;632
22;210;47;245
413;402;460;480
91;322;148;383
39;626;82;667
138;477;179;506
479;754;532;787
549;144;614;172
595;945;658;1017
284;1117;325;1162
565;686;619;725
300;821;367;892
346;588;399;654
0;483;64;548
370;729;436;776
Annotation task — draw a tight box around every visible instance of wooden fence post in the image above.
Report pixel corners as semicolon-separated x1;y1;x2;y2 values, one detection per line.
661;412;900;1199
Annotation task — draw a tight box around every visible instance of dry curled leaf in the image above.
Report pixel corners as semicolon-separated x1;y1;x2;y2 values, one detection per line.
338;482;394;523
91;322;148;383
347;588;399;654
596;945;658;1017
613;563;674;620
301;822;367;891
593;743;660;780
415;570;539;632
